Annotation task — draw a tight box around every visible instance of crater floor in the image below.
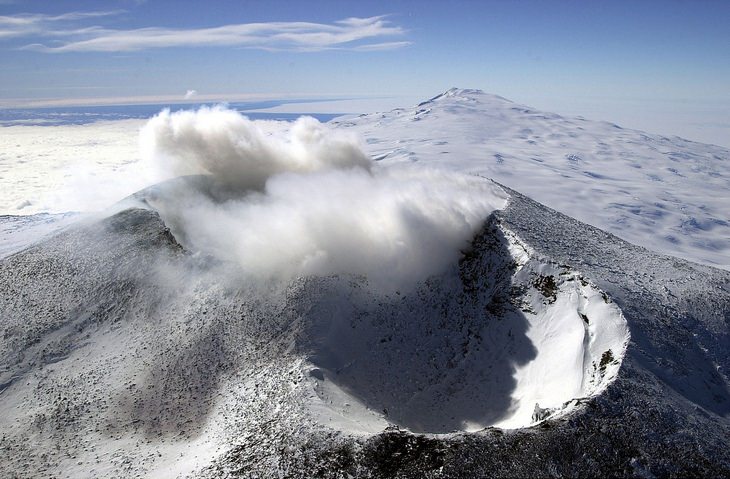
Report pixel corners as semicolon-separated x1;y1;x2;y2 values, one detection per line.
302;217;630;433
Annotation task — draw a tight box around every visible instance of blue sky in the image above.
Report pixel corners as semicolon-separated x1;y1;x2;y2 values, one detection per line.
1;0;729;145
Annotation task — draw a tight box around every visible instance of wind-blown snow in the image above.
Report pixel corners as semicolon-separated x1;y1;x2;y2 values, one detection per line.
493;231;629;429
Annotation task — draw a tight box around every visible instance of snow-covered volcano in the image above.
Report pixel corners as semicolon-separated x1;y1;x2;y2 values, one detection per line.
336;88;730;270
1;90;729;478
0;190;631;476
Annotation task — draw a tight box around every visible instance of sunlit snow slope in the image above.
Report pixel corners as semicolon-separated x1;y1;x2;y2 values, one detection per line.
336;88;730;270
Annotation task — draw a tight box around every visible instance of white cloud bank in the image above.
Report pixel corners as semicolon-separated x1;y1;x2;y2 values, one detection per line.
1;10;409;52
0;119;150;215
140;107;505;289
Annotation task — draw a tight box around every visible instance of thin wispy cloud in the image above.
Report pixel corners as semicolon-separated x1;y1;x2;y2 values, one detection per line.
0;10;122;39
1;10;409;52
353;41;412;52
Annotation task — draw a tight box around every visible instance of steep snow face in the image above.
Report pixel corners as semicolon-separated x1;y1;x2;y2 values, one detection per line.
300;218;629;434
494;228;629;429
336;88;730;270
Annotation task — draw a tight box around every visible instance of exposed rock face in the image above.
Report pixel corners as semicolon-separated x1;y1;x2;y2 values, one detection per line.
1;188;729;478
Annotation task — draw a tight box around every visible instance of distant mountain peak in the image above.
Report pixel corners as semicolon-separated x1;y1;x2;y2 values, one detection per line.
420;88;512;107
444;87;485;96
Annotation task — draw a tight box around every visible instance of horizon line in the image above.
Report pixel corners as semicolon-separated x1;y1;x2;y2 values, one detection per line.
0;92;384;109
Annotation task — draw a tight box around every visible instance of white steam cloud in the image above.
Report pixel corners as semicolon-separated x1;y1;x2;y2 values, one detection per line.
140;107;506;289
141;106;370;190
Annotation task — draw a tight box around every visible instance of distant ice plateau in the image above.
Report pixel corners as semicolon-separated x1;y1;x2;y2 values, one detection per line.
335;88;730;271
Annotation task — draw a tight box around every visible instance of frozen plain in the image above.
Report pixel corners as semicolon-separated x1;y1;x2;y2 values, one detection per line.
0;89;729;477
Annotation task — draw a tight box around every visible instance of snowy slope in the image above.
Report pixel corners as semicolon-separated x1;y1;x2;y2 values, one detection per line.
0;212;80;259
1;90;729;478
0;202;631;476
0;192;727;478
336;88;730;270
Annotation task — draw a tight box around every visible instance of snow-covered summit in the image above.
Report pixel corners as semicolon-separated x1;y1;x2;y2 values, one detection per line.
420;87;512;105
411;88;523;121
337;89;730;270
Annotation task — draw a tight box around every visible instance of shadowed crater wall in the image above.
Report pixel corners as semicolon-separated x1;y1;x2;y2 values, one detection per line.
298;215;629;433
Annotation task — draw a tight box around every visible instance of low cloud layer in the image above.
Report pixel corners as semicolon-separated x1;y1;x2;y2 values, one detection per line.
140;107;505;289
